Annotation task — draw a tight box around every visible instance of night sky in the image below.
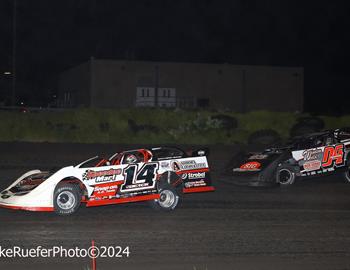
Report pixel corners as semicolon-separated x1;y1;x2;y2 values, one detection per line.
0;0;349;113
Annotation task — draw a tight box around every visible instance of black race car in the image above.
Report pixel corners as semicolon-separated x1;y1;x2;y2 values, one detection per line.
226;128;350;186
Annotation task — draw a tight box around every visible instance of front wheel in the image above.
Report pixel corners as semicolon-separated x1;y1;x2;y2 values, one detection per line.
276;166;296;186
149;185;179;211
54;184;81;215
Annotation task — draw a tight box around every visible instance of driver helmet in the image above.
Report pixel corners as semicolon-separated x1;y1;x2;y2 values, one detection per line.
315;139;322;146
325;137;333;145
125;154;137;164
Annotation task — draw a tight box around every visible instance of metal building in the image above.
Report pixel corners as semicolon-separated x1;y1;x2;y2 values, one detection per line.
58;58;304;112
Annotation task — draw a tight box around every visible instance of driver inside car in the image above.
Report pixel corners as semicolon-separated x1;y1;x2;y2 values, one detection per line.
325;137;333;146
124;154;138;164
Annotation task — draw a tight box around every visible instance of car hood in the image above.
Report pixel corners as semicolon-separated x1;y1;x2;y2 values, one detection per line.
223;148;286;176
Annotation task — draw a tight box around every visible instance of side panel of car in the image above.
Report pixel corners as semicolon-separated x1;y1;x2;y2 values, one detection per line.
78;162;158;200
78;155;212;204
169;156;212;191
292;143;347;176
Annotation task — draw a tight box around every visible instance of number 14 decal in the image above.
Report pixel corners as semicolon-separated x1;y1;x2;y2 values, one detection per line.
120;163;158;192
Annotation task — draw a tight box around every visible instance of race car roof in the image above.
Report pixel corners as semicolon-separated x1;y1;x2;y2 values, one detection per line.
151;147;186;161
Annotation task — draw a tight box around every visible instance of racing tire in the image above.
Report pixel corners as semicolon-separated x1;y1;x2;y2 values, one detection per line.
290;123;318;138
210;114;238;130
248;129;281;147
160;171;184;196
276;166;296;186
344;168;350;183
149;184;179;212
53;184;81;215
297;116;325;131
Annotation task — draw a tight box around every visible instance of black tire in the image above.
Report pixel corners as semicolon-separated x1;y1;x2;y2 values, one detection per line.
290;122;318;137
210;115;238;130
344;168;350;183
276;166;296;186
297;116;325;131
248;129;281;146
290;116;324;138
53;184;81;215
149;184;179;211
159;171;184;196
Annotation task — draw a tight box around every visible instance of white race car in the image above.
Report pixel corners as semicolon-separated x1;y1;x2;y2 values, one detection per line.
0;147;214;215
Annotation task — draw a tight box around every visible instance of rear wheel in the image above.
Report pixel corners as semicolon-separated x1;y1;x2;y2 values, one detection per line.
276;166;296;186
149;184;179;211
344;167;350;183
54;184;81;215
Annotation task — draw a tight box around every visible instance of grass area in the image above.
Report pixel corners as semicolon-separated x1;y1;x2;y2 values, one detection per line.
0;109;349;144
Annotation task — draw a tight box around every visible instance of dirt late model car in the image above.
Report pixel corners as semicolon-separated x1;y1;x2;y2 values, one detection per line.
228;129;350;186
0;147;214;215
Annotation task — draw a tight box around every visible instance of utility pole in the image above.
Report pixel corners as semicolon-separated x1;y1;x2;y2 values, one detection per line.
11;0;17;106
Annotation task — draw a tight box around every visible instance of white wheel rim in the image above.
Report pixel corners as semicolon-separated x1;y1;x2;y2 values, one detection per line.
57;191;76;210
158;190;175;208
279;169;293;184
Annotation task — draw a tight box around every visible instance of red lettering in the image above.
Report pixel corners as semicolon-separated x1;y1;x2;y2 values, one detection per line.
322;145;344;168
334;144;344;165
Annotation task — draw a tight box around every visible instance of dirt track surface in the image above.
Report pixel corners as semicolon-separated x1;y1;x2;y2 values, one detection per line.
0;142;350;270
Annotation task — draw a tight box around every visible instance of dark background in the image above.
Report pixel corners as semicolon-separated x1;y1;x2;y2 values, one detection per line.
0;0;349;113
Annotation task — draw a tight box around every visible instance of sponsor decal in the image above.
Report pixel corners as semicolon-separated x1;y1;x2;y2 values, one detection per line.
93;184;119;193
92;183;120;198
248;154;268;160
171;161;181;171
239;161;261;171
298;144;345;174
83;169;122;183
303;160;321;171
197;150;205;156
180;160;206;170
171;159;207;171
181;172;206;180
322;144;344;168
185;180;207;188
187;172;206;180
302;148;322;161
